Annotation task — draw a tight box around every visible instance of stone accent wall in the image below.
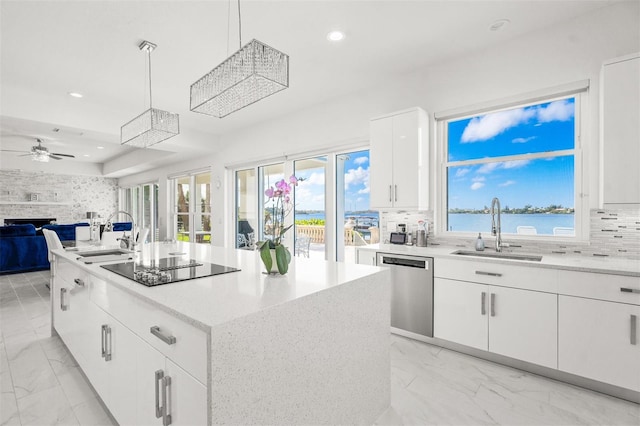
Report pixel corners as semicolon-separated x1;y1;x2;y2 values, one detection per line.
0;170;118;225
379;208;640;260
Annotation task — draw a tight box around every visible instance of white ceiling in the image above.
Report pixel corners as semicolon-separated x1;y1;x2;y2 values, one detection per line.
0;0;617;175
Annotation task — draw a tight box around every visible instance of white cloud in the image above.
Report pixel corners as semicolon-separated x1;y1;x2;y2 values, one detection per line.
460;99;573;143
477;162;501;174
512;136;536;144
461;108;535;143
455;168;471;178
537;99;574;123
353;156;368;165
304;172;325;186
470;182;485;190
472;176;486;182
344;166;369;189
357;185;370;194
502;159;530;169
477;160;530;174
499;180;516;187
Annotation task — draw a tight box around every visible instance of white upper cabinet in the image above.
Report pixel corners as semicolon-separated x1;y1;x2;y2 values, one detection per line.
370;107;429;209
601;53;640;206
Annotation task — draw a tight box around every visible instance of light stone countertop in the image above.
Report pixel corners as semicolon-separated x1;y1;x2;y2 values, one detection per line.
358;243;640;277
53;241;388;330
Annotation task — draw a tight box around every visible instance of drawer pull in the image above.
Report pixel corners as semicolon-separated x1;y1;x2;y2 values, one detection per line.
481;292;486;315
150;326;177;345
476;271;502;277
632;315;637;346
490;293;496;317
155;370;164;418
74;278;85;287
620;287;640;294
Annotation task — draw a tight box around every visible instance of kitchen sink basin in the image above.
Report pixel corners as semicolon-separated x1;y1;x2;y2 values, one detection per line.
76;249;133;257
451;250;543;262
75;248;135;264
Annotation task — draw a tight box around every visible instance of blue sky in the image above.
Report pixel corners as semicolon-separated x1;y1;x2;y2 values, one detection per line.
294;150;370;212
447;99;575;210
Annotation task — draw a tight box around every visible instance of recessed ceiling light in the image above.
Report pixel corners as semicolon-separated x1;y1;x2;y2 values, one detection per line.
489;19;510;32
68;92;83;98
327;30;345;42
83;154;90;157
97;146;104;150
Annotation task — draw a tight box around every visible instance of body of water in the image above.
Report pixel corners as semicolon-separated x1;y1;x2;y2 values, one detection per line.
448;213;574;235
296;211;379;227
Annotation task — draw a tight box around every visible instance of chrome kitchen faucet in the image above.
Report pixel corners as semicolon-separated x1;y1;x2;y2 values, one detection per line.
490;197;502;252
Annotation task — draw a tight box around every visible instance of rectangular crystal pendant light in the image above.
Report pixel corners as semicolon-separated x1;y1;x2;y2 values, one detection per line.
121;108;180;148
190;39;289;118
121;40;179;148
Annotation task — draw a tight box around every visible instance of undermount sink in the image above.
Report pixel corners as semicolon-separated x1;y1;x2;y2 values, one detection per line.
76;249;133;257
452;250;543;262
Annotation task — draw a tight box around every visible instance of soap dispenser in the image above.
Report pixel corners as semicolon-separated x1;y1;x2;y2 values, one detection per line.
475;233;485;251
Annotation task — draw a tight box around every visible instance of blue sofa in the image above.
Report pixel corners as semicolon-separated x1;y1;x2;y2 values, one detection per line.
0;223;90;274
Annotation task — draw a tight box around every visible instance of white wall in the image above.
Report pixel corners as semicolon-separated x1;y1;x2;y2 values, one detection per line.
119;1;640;247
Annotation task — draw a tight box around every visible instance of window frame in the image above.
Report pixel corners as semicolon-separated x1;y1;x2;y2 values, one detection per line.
169;168;212;244
435;84;589;242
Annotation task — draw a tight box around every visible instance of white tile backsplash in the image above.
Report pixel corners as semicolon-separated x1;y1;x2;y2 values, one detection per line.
380;208;640;260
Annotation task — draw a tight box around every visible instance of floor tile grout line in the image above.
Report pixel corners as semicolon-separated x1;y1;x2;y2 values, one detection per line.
6;272;84;426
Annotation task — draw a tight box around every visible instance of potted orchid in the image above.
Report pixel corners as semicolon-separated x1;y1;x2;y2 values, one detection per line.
257;175;300;274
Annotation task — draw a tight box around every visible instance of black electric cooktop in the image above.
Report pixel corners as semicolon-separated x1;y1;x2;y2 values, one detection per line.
101;257;240;287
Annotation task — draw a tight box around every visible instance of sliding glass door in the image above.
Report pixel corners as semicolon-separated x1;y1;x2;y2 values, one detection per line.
293;156;327;259
171;170;211;244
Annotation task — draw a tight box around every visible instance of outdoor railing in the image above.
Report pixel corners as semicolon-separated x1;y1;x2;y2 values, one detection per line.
296;225;379;245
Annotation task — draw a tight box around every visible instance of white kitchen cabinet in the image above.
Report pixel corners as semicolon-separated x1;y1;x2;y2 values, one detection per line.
434;278;488;350
559;295;640;392
370;107;429;209
356;248;377;266
52;259;207;425
601;53;640;206
434;277;558;368
136;337;207;426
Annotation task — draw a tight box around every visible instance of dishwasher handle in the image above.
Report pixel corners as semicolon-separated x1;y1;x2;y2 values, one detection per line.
378;254;430;269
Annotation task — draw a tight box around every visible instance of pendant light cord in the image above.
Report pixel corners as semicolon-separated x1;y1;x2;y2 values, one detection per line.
237;0;242;48
147;48;153;108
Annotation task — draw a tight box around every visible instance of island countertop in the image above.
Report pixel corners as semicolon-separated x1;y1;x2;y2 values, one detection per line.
54;241;388;331
358;243;640;277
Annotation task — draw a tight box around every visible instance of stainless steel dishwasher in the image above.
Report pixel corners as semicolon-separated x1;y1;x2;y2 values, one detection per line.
377;253;434;338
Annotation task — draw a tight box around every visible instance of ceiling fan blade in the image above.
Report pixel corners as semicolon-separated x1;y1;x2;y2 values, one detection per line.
51;152;75;158
49;155;63;160
0;149;31;153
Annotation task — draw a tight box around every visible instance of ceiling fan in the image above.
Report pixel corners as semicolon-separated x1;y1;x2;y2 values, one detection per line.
1;138;76;162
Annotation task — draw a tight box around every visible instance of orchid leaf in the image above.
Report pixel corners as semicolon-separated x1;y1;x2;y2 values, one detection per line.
259;241;272;272
275;245;289;274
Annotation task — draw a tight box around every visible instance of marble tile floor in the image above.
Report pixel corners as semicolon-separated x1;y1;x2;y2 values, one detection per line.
1;271;639;426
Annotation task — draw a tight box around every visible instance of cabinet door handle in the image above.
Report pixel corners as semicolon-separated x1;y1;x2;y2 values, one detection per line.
631;315;637;346
60;288;68;311
490;293;496;317
150;326;177;345
162;375;172;426
394;184;398;202
476;271;502;277
621;287;640;294
155;370;164;418
101;325;112;361
73;278;85;287
481;292;486;315
101;325;106;359
389;185;392;202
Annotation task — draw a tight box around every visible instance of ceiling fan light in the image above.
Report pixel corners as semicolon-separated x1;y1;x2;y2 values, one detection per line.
32;151;50;162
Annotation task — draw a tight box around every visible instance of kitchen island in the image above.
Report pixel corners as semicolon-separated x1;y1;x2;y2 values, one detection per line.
51;242;391;425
